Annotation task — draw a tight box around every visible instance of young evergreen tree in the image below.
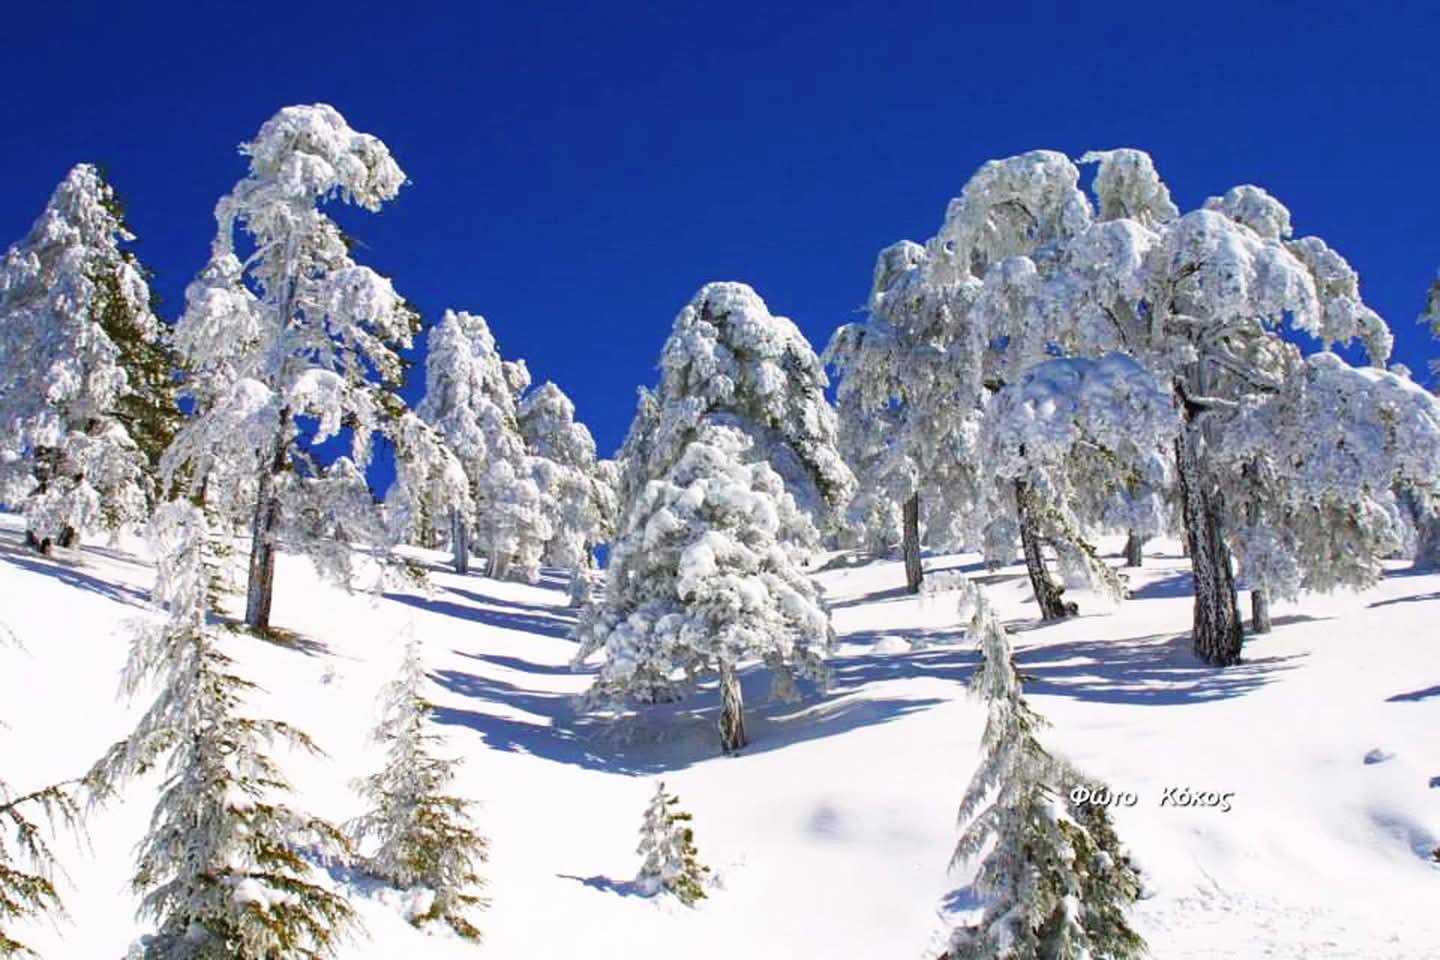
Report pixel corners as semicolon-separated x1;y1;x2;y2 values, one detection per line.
348;630;488;942
936;572;1145;960
164;104;416;633
0;164;177;552
86;502;359;959
1;626;84;957
635;781;709;906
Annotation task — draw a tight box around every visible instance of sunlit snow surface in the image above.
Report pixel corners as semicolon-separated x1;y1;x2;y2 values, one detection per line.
1;512;1437;958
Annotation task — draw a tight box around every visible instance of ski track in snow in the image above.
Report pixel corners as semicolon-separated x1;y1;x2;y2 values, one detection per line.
1;513;1437;958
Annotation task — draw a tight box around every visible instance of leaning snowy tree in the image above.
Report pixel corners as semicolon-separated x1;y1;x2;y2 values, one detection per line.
164;104;418;633
1;626;85;957
574;283;853;753
518;381;611;603
414;309;547;578
0;163;180;553
635;781;709;906
981;353;1181;621
86;502;358;959
349;629;488;942
933;572;1145;960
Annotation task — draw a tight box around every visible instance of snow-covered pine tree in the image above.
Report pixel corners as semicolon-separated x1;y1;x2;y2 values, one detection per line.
348;630;488;942
635;781;709;906
987;150;1425;664
574;283;850;753
1413;273;1440;571
935;572;1144;960
414;309;542;578
621;282;855;531
164;104;416;633
518;381;609;602
86;502;358;959
575;421;831;753
0;164;178;552
382;410;475;556
981;353;1181;619
1;626;85;958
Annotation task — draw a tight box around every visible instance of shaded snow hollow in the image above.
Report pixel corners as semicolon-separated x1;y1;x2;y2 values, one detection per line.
1;512;1437;958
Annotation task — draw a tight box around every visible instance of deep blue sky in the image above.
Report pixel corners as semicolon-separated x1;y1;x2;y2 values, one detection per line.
3;1;1438;468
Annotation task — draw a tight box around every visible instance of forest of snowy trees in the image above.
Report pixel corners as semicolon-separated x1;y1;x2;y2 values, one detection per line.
3;103;1440;958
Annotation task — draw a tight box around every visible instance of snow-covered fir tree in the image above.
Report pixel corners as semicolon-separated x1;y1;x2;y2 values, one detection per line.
1412;272;1440;571
634;781;709;906
980;150;1432;663
518;381;610;603
576;421;831;753
348;629;488;942
935;573;1145;960
163;104;416;632
382;410;475;554
86;502;358;959
1;625;85;958
574;283;850;753
414;309;547;579
0;164;178;552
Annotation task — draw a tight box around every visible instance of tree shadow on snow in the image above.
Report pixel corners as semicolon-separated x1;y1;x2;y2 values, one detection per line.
429;644;954;774
1386;684;1440;703
555;873;646;898
1368;590;1440;609
382;588;576;641
0;536;149;609
1011;632;1305;705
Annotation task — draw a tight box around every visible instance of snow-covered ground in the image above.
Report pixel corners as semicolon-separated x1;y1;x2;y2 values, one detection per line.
2;511;1437;958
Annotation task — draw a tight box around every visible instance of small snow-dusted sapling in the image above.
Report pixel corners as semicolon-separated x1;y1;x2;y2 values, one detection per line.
935;572;1145;959
1;626;86;957
86;502;359;959
348;630;488;941
635;781;709;906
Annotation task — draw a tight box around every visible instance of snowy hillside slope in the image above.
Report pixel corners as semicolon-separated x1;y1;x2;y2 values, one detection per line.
2;511;1438;958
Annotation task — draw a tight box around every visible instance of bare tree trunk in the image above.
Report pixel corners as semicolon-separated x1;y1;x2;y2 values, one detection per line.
55;526;77;549
450;508;470;575
902;492;923;594
1123;530;1144;567
1250;587;1272;634
718;660;746;754
1016;478;1073;622
24;530;52;555
489;548;510;581
1174;424;1243;666
244;411;289;632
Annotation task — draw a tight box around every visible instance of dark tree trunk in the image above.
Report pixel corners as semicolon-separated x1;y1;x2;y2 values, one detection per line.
1416;513;1440;572
718;660;746;754
24;530;52;555
55;526;77;549
1016;478;1073;622
902;492;923;594
450;508;470;575
1174;423;1243;666
244;412;290;632
1250;587;1272;634
1123;531;1144;567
